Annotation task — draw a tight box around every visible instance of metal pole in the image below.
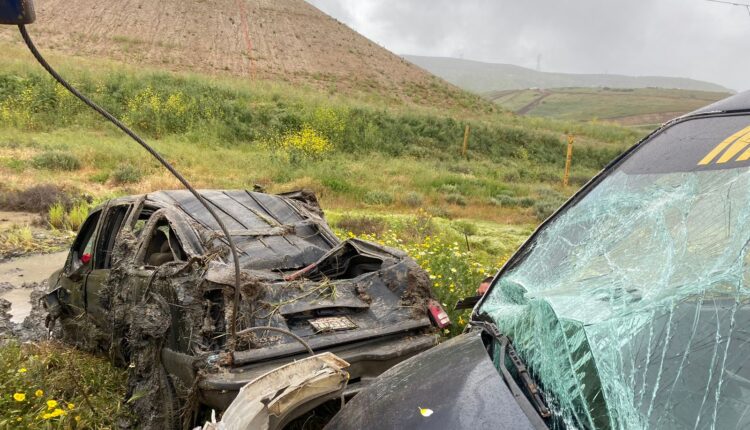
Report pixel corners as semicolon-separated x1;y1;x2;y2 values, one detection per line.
563;134;574;187
462;124;470;158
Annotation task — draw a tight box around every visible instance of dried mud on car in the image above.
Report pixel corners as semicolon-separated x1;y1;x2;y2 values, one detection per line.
43;189;439;428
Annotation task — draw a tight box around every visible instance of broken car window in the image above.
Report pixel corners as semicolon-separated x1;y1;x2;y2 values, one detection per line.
480;115;750;429
132;204;158;237
69;210;100;271
142;218;187;267
95;205;130;269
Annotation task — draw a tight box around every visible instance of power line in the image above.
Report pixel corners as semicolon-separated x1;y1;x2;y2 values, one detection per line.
706;0;750;17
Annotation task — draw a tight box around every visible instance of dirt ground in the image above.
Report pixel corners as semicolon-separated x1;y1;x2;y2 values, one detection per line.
0;0;463;107
0;211;38;229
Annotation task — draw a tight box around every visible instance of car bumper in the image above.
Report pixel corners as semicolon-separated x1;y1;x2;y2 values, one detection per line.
197;332;438;410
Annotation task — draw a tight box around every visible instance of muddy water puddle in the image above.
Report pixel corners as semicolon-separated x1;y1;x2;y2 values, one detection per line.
0;251;67;323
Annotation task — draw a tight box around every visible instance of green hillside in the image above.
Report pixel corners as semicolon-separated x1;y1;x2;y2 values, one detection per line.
404;55;732;93
0;20;668;428
488;87;730;127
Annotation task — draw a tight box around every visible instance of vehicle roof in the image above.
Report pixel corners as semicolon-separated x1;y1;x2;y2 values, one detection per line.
686;89;750;117
109;189;338;272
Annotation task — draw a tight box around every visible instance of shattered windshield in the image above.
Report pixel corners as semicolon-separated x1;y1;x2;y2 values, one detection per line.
480;115;750;429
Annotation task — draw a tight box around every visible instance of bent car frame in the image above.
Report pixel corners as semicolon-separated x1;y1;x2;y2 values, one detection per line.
327;91;750;430
44;189;443;428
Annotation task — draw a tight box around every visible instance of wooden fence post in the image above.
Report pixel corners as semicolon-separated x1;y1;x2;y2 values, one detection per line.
563;134;574;187
461;125;470;158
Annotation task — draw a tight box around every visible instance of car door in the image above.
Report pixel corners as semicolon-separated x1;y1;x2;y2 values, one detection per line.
85;203;132;327
56;209;102;316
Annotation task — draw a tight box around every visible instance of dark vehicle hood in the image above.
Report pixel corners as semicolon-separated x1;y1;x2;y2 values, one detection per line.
324;331;539;430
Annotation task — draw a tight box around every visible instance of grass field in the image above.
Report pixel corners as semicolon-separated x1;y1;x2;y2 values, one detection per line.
0;42;654;427
487;87;730;127
0;42;644;226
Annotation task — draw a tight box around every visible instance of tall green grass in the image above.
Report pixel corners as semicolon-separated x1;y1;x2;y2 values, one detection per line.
0;67;634;172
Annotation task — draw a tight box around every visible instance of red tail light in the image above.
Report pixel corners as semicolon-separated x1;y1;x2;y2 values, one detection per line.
428;300;451;328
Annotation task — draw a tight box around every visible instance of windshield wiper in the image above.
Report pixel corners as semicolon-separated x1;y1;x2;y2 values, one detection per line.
473;321;552;420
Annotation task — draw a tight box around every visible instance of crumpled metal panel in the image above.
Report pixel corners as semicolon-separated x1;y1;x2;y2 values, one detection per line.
149;190;336;271
481;115;750;429
203;352;350;430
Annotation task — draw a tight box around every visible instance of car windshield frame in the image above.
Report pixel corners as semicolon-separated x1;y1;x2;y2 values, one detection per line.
476;110;750;429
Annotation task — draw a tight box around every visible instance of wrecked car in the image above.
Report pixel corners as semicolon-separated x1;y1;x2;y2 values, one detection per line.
326;91;750;430
43;189;443;428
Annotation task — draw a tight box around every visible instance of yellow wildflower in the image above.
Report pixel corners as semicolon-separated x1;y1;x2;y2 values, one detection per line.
67;402;75;410
35;389;43;397
17;368;27;373
13;393;26;402
41;408;66;419
46;399;58;409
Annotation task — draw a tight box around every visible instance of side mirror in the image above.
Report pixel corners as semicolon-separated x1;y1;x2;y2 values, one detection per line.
65;252;89;281
0;0;36;25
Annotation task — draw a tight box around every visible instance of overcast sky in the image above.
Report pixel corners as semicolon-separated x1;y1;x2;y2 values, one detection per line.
307;0;750;92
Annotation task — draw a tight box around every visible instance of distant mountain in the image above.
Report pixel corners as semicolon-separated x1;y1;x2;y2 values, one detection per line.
404;55;732;94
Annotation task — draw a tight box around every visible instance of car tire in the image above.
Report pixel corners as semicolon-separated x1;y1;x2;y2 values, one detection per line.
157;367;181;430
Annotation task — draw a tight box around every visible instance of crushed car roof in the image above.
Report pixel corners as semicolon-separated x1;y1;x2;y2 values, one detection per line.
127;189;339;272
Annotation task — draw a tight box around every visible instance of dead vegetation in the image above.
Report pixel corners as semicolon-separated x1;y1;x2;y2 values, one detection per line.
0;184;78;215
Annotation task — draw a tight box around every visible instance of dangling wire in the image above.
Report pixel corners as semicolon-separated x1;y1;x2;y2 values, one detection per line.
18;24;245;350
705;0;750;17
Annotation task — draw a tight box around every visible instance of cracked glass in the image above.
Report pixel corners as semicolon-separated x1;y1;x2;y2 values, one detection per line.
480;115;750;429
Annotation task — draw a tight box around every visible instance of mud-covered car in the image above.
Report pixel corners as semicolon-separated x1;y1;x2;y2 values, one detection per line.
326;91;750;430
43;189;442;428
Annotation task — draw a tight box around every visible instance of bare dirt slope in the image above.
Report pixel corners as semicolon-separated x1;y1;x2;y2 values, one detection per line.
0;0;481;110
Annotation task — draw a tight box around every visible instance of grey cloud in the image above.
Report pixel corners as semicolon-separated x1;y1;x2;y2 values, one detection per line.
307;0;750;91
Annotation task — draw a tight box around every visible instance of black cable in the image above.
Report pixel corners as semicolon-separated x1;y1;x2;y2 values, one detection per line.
18;25;244;349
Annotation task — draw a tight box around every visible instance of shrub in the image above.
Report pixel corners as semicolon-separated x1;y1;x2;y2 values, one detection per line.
427;206;451;219
445;193;467;206
65;202;90;232
123;86;199;137
402;192;424;208
31;151;81;171
321;176;353;193
2;225;34;251
363;190;394;206
310;107;346;144
334;215;387;236
90;171;110;184
48;203;65;230
112;164;143;184
452;220;478;236
268;125;333;163
0;184;76;213
438;184;460;194
490;194;535;208
533;188;568;221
